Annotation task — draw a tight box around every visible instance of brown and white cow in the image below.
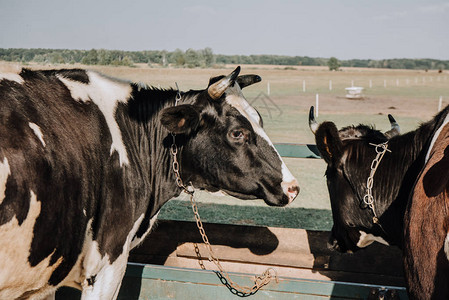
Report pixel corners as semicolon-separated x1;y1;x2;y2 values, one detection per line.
0;67;299;299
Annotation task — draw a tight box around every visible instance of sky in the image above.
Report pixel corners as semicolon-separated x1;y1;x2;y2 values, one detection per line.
0;0;448;60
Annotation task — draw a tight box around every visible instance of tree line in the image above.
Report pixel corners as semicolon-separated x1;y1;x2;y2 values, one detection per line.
0;48;447;70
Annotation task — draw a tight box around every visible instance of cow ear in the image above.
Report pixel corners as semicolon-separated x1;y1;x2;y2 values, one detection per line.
315;122;343;165
237;75;262;88
160;105;200;134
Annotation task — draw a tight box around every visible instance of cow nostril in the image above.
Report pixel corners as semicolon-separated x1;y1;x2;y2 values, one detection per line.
288;185;300;198
287;185;299;203
327;241;338;251
282;179;300;203
289;186;299;193
328;235;340;251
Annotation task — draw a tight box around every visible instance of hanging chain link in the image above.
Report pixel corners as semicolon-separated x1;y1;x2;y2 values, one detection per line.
169;84;278;296
364;142;391;224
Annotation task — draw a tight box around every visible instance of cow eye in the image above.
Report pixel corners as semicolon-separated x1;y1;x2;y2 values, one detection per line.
231;130;244;139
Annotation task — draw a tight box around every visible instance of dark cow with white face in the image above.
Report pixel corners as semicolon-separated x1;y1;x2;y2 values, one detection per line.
310;106;449;299
309;106;449;252
0;67;299;299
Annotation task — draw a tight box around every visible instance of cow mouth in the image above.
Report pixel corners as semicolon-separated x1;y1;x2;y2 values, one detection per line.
263;194;291;207
214;189;289;207
218;189;259;200
327;240;355;254
202;182;296;206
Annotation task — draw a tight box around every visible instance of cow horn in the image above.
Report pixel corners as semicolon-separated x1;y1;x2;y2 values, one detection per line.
385;114;400;138
309;106;319;134
208;66;240;100
236;74;262;89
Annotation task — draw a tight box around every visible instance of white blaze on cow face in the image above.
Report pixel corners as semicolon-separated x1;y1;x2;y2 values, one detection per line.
356;230;389;248
0;73;24;84
0;157;10;205
29;122;46;147
57;71;132;166
225;84;298;202
0;190;63;300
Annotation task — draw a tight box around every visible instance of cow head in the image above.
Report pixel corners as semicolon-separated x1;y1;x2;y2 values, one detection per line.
309;107;400;252
160;67;299;206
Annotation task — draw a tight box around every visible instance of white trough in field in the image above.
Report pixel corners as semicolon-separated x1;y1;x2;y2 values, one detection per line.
345;86;364;99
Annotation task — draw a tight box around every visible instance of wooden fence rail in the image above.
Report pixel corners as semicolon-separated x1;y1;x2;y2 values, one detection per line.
57;143;410;299
274;143;321;159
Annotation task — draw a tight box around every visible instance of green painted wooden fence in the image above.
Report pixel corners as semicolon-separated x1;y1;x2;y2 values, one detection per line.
274;143;321;159
56;144;410;299
58;263;407;299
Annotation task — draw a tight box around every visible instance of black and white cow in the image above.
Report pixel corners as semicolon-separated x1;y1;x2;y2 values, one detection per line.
309;105;449;252
0;67;299;299
310;106;449;299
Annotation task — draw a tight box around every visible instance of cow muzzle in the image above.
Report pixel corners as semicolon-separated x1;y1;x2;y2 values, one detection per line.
327;235;341;252
281;179;300;204
328;232;354;254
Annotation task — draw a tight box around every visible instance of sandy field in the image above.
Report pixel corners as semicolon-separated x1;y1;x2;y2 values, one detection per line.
1;62;448;226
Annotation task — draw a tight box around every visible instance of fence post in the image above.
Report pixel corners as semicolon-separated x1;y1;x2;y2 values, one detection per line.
439;96;443;112
369;79;372;88
267;82;270;96
329;80;332;91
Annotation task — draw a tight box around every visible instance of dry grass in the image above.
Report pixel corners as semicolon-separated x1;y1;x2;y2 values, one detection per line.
2;61;448;213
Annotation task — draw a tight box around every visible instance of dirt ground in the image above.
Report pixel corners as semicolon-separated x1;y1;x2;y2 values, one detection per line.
1;62;448;227
2;61;446;121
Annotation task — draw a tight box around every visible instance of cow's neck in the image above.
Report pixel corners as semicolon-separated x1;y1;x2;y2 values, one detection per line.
115;86;191;218
378;108;449;247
